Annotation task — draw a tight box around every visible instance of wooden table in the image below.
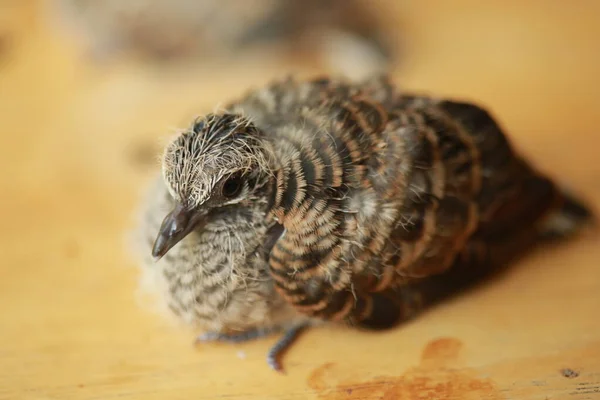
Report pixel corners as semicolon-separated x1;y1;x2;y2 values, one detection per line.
1;1;599;399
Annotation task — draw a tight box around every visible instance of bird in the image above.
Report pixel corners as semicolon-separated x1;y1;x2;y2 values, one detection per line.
48;0;394;76
137;74;594;371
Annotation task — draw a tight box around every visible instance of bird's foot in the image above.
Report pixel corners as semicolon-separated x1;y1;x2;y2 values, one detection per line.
195;324;308;372
266;324;307;373
195;327;280;344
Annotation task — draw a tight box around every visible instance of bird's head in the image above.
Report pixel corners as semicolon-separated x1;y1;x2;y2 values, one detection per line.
151;113;274;259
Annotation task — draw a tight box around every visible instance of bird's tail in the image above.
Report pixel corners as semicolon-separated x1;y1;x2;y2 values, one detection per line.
537;187;595;240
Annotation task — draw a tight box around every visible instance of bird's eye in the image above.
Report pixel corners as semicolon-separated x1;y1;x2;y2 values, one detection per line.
221;175;244;198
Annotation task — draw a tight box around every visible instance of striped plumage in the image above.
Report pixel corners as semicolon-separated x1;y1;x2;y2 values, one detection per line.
143;75;593;368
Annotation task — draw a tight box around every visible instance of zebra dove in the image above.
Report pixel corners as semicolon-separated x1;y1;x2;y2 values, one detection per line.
139;75;593;371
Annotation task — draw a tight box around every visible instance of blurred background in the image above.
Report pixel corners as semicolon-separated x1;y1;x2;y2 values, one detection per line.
1;0;599;398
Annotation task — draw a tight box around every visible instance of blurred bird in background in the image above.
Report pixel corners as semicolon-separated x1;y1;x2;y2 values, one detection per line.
46;0;399;79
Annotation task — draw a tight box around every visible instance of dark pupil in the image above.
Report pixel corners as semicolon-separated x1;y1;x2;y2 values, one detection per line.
222;176;243;198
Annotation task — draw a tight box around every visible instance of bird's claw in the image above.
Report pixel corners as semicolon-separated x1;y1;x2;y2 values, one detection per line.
195;324;308;373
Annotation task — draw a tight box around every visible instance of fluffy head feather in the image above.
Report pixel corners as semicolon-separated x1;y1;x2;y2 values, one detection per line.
161;113;274;209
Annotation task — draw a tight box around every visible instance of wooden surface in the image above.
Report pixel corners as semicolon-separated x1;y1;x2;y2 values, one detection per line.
1;1;599;399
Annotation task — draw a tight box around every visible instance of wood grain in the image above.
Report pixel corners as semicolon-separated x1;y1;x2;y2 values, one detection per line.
1;1;599;399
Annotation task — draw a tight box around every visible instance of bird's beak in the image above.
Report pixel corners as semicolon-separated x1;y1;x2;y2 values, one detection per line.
152;202;205;260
